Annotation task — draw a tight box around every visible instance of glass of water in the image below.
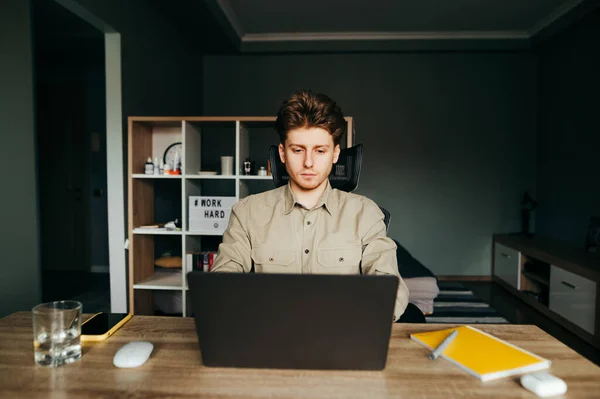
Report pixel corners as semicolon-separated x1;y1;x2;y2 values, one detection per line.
32;300;82;367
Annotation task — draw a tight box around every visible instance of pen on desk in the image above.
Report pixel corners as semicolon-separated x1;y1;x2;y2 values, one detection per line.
429;330;458;360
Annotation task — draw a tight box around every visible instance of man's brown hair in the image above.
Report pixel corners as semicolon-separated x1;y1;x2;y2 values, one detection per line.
275;90;346;146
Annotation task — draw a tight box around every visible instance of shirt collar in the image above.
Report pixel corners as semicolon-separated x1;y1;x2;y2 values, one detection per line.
283;180;335;216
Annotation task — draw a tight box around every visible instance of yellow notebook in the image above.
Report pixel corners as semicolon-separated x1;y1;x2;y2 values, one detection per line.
410;326;551;381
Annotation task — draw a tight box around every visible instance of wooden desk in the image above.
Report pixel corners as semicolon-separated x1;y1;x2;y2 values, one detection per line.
1;312;599;398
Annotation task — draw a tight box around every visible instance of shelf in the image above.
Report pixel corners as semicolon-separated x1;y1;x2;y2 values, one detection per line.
184;175;272;180
239;175;273;180
133;271;183;290
133;228;182;235
186;231;224;236
129;116;353;316
133;228;224;236
133;174;182;179
185;175;236;180
522;271;550;286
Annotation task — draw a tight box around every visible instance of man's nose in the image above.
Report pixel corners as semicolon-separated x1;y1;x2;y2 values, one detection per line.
304;152;313;168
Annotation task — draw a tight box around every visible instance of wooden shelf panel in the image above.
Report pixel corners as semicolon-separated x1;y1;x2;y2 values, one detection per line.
133;228;182;235
133;174;182;179
133;228;225;236
183;175;272;180
239;176;273;180
133;271;183;290
129;116;277;123
185;231;224;236
185;175;236;180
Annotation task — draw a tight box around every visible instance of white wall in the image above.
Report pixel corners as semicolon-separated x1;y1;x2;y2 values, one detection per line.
0;0;42;316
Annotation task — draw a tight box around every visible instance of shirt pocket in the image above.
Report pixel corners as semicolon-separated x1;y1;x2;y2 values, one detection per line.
316;246;362;274
251;247;297;273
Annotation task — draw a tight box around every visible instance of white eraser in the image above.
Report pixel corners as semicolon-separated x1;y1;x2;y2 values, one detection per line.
520;371;567;398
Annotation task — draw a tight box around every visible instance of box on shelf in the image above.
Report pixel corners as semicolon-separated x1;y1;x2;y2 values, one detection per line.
189;196;237;234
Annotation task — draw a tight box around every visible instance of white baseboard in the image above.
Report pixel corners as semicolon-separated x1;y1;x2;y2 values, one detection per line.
91;265;110;273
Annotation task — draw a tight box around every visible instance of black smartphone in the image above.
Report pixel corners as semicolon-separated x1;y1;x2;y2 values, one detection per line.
81;312;132;342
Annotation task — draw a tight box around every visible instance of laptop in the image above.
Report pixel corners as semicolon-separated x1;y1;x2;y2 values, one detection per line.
186;272;399;370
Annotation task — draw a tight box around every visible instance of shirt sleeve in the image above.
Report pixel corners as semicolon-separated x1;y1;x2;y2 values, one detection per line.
211;200;252;273
360;201;410;322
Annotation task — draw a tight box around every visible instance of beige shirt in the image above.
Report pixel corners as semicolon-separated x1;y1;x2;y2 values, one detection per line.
211;181;410;321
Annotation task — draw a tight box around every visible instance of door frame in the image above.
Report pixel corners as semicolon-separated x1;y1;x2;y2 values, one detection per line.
54;0;127;313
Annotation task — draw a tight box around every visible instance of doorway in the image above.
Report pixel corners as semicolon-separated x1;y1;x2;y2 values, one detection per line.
34;0;110;311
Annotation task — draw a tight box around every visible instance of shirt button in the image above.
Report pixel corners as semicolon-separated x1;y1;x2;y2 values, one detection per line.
339;257;344;262
304;249;310;254
269;257;274;262
306;221;311;225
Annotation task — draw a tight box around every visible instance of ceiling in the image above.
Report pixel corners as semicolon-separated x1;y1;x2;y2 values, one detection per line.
33;0;599;56
204;0;598;52
147;0;237;53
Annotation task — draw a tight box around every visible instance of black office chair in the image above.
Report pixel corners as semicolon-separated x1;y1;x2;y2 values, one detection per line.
268;144;392;230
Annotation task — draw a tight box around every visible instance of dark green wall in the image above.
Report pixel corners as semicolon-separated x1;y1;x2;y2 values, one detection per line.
203;52;537;275
536;9;600;249
0;0;41;316
74;0;205;120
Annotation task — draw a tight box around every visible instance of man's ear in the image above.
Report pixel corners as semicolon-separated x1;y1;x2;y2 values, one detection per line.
332;144;341;164
278;143;286;164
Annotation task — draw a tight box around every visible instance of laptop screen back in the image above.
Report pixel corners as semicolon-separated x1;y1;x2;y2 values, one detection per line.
187;272;398;370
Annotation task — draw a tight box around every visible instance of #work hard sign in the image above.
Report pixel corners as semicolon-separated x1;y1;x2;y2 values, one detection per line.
188;196;237;234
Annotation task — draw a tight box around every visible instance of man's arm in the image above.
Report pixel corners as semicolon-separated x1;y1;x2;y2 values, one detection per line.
360;202;410;322
211;201;252;273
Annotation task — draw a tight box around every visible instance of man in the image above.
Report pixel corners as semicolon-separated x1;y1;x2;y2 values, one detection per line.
211;89;410;321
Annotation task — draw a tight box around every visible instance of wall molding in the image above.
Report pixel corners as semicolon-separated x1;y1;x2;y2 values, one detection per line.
242;30;529;43
529;0;586;37
212;0;595;52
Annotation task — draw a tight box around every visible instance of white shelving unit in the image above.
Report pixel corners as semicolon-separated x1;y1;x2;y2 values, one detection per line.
239;176;273;180
133;228;182;235
184;231;225;236
128;116;354;317
132;174;182;179
186;175;237;180
133;271;183;290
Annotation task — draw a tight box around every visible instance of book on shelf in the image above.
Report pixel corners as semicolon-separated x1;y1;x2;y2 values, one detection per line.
186;251;218;273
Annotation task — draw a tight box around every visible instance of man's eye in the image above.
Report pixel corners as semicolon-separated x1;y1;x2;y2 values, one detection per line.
293;149;302;153
317;150;325;154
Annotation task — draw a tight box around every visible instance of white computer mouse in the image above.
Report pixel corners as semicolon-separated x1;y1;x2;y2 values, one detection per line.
113;341;154;368
520;371;567;397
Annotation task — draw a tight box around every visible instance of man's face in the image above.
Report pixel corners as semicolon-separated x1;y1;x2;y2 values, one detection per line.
278;127;340;192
